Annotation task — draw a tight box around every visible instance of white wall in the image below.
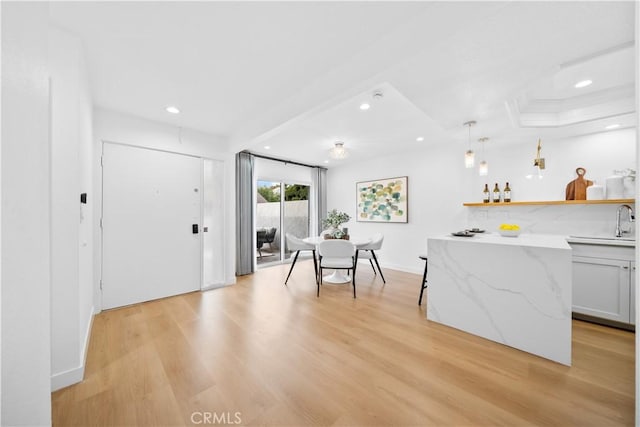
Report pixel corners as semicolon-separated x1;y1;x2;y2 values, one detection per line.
461;128;636;203
255;157;314;185
328;143;466;274
49;26;95;391
1;2;52;425
463;129;636;238
93;108;236;309
328;130;636;274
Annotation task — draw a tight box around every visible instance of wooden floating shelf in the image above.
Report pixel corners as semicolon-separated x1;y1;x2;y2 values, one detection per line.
463;199;635;207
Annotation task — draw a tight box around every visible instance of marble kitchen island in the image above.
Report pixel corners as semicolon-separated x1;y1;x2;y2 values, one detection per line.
427;233;572;365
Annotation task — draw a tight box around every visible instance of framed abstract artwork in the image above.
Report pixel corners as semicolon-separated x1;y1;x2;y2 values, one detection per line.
356;176;408;223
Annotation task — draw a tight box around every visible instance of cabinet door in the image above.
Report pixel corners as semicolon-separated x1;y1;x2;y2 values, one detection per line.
572;256;630;323
630;262;636;325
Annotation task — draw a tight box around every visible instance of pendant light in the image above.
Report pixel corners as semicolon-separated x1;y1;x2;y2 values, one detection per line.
463;121;476;168
478;137;489;176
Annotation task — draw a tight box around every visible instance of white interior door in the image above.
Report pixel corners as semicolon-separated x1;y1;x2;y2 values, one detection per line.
102;143;202;310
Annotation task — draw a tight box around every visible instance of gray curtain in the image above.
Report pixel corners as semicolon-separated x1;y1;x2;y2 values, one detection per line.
313;167;327;235
235;152;254;275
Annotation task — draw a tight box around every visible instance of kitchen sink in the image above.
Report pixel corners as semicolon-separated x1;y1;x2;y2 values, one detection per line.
567;235;636;247
569;235;635;242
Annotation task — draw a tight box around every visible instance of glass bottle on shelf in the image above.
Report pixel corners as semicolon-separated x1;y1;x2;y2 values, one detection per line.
483;184;490;203
492;183;501;203
503;182;511;202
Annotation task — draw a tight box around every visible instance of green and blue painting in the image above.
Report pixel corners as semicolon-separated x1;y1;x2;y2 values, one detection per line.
357;176;408;223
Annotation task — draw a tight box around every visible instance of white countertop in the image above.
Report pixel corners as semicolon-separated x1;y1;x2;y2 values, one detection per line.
432;232;571;250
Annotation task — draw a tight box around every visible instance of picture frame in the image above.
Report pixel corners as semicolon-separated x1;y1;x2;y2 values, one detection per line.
356;176;408;223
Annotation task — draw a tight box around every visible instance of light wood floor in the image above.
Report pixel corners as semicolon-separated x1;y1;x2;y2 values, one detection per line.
52;260;635;426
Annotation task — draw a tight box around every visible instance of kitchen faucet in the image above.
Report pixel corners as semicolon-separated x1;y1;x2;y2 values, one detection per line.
615;204;635;237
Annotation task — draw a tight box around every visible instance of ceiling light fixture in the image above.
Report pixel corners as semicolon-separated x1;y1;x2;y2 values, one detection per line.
574;79;593;88
329;141;349;160
416;136;424;142
605;124;621;130
478;137;489;176
264;146;271;150
463;120;476;168
360;103;371;110
166;106;180;114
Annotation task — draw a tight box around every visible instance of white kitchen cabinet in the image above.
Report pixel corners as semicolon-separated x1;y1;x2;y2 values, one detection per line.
572;256;631;323
569;241;635;327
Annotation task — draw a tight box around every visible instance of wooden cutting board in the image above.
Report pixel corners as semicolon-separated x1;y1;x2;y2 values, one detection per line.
565;167;593;200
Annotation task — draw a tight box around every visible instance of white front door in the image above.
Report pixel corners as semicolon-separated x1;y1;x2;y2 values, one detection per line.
102;142;202;310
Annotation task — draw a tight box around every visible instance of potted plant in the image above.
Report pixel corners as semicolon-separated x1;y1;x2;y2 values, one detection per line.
322;209;351;239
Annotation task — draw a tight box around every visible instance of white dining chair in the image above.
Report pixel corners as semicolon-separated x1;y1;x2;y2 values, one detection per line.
357;233;386;283
317;240;358;298
284;233;317;284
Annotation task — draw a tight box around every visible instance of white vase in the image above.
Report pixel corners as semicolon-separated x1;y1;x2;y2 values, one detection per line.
605;175;624;199
623;177;635;199
586;184;604;200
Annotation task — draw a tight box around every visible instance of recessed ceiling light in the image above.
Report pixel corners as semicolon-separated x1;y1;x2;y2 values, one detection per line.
605;124;621;130
359;103;370;110
166;106;180;114
324;160;329;164
574;80;592;89
416;136;424;142
264;146;271;150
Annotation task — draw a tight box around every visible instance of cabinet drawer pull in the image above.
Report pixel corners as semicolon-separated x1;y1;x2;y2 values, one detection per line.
622;265;629;269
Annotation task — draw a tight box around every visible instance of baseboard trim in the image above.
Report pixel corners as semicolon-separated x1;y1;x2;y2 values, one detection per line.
51;306;95;392
371;261;423;276
201;282;230;291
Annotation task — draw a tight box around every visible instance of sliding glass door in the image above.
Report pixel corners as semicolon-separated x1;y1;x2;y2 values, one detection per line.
256;181;310;266
256;181;282;265
283;184;310;261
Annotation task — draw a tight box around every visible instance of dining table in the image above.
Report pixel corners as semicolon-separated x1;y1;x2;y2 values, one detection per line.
303;236;371;283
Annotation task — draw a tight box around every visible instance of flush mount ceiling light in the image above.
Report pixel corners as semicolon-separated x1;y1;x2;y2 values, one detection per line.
463;120;476;168
478;137;489;176
605;123;621;130
416;136;424;142
166;106;180;114
359;103;371;110
329;141;349;160
264;146;271;150
574;79;593;88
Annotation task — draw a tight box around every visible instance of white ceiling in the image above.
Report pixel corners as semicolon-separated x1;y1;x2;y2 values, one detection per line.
49;1;636;168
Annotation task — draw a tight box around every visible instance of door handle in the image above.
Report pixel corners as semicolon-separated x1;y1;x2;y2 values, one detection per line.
192;224;199;234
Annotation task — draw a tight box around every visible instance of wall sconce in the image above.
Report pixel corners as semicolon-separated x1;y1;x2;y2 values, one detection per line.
463;120;476;168
526;139;545;180
478;137;489;176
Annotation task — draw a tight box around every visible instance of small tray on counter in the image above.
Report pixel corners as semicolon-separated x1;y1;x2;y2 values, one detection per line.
465;228;485;233
451;231;475;237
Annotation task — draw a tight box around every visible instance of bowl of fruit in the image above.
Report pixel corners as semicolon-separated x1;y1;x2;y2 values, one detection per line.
498;223;521;237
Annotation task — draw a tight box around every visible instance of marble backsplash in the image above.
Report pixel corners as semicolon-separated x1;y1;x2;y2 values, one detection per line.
466;203;636;238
